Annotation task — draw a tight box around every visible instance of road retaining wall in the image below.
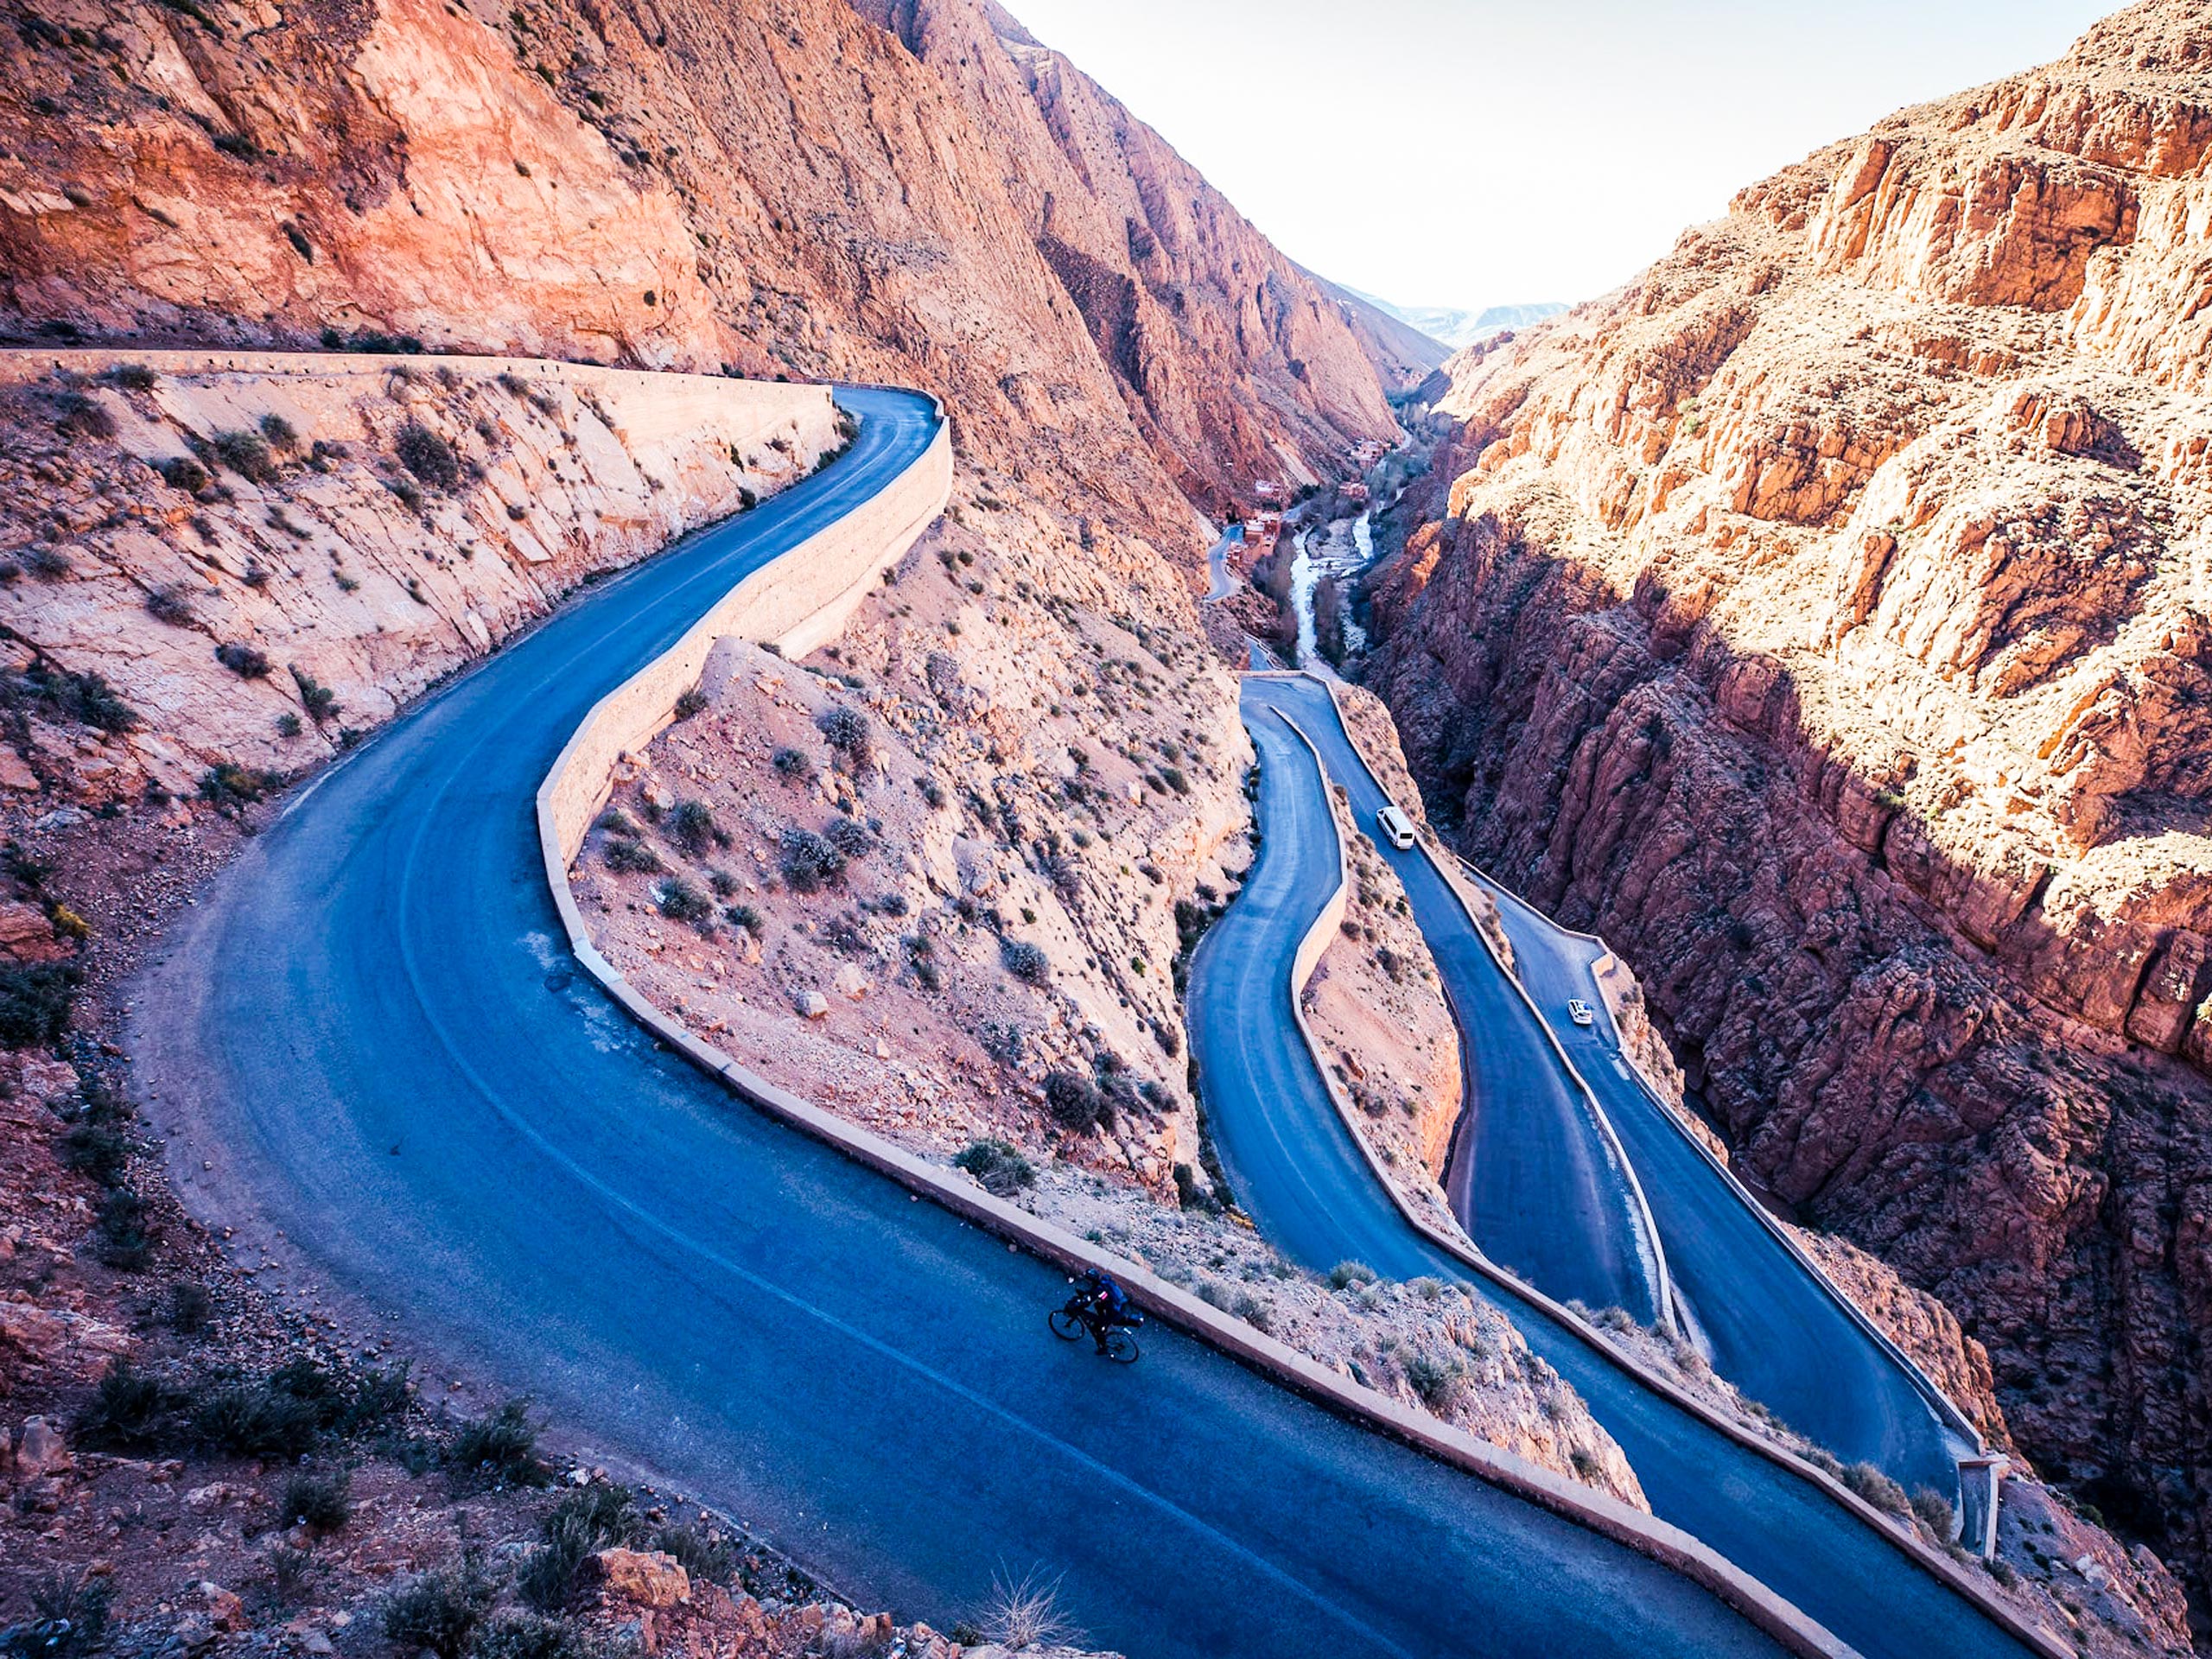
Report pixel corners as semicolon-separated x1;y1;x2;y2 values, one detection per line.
541;406;949;867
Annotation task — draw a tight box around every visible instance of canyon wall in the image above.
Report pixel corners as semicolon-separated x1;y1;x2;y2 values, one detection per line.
0;0;1389;521
1366;0;2212;1595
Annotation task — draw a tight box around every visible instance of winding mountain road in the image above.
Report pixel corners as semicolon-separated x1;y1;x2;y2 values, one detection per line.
1193;677;2036;1659
1468;867;1967;1492
129;385;1796;1659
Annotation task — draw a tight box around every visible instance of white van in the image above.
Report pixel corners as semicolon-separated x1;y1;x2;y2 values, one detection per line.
1376;804;1416;850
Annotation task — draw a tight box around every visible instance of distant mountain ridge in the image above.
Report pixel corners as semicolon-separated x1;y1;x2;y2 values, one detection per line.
1346;289;1569;350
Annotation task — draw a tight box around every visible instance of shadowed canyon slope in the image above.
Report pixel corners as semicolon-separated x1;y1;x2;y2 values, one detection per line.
0;0;1390;518
1368;0;2212;1596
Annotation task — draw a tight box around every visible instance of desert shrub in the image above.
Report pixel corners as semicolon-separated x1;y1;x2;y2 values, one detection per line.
1841;1460;1911;1516
387;474;424;510
519;1484;639;1611
448;1398;547;1484
953;1138;1034;1196
1042;1071;1108;1133
211;429;278;483
25;1570;110;1659
214;641;270;678
191;1375;323;1458
596;808;636;836
290;665;340;723
708;869;739;898
146;582;197;626
95;1185;155;1268
1402;1349;1465;1410
1000;938;1048;984
726;904;763;933
779;826;844;892
815;703;870;766
672;686;709;721
75;1360;168;1448
473;1611;594;1659
280;1465;353;1533
603;837;661;874
54;391;116;442
105;363;159;392
771;746;813;781
824;815;871;860
917;776;944;809
1327;1261;1377;1290
275;712;302;738
667;799;721;855
259;412;300;451
199;762;281;814
24;664;137;734
1910;1485;1955;1539
156;454;210;493
977;1567;1075;1654
394;423;461;490
382;1562;495;1659
61;1117;130;1185
0;961;80;1047
654;876;713;927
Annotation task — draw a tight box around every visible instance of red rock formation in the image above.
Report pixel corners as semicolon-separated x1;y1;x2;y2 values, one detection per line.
1367;0;2212;1597
0;0;1389;520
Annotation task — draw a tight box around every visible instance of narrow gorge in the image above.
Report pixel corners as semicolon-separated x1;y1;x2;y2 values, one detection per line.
1363;0;2212;1602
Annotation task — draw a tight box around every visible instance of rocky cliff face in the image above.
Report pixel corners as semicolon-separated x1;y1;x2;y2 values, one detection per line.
1366;0;2212;1596
0;0;1389;519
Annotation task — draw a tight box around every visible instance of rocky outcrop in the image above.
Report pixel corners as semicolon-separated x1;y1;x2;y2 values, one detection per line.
1366;0;2212;1598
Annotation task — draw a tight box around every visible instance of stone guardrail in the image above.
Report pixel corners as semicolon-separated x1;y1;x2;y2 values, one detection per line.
531;391;1851;1659
539;398;942;867
1275;676;2061;1659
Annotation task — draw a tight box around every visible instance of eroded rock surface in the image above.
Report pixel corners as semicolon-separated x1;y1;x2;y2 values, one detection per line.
1366;0;2212;1598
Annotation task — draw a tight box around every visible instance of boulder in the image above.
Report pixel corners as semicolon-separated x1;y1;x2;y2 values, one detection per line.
591;1548;690;1608
15;1415;68;1476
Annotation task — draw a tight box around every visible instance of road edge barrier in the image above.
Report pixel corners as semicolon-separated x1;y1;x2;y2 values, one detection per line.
532;397;1856;1659
1271;673;2063;1659
1460;863;1994;1456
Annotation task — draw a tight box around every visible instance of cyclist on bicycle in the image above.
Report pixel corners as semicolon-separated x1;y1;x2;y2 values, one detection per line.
1070;1268;1136;1356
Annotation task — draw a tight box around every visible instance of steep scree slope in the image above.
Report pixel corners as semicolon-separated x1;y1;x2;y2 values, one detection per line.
1366;0;2212;1600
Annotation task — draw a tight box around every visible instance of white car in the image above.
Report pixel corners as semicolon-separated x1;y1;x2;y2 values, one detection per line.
1376;804;1417;850
1566;999;1595;1027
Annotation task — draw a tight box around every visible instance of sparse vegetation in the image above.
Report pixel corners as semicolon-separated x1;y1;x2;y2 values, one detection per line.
382;1561;496;1659
280;1465;353;1534
772;746;814;781
396;423;461;490
447;1398;549;1485
654;875;714;928
211;429;279;484
146;582;198;626
779;826;845;892
816;702;871;767
604;837;661;874
953;1138;1035;1196
215;641;271;677
1043;1070;1109;1133
1001;938;1049;984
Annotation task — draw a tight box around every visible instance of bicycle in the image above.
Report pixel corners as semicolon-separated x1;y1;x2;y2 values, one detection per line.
1049;1300;1141;1363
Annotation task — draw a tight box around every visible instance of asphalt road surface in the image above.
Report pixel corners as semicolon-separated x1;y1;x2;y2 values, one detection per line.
1466;869;1963;1492
1233;679;1663;1324
1192;677;2035;1659
128;387;1790;1659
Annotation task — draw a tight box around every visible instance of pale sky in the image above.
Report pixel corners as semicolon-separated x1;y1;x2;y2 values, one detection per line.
1000;0;2118;315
